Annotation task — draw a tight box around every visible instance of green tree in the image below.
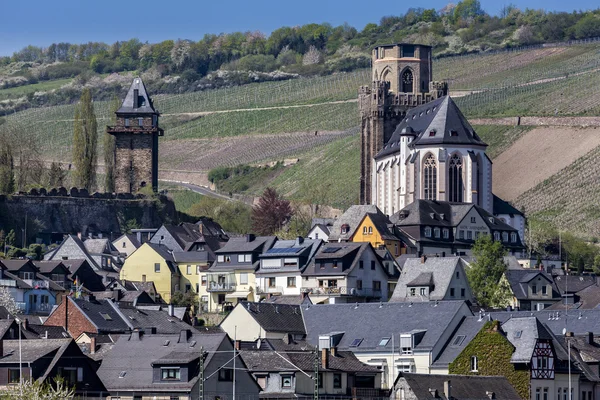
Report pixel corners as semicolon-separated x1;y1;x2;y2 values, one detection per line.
171;291;198;310
593;255;600;276
453;0;485;22
577;257;585;275
0;136;15;195
47;162;66;188
5;230;15;248
72;88;98;191
466;234;510;308
104;96;120;193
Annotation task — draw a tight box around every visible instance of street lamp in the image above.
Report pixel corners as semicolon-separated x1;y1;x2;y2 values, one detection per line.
14;316;22;396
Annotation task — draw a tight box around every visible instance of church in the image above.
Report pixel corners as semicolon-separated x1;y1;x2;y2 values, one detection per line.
359;43;525;242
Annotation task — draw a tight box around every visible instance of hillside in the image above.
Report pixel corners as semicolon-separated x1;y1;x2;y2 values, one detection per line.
4;43;600;235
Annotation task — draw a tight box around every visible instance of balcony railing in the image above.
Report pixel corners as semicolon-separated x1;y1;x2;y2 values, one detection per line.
24;280;49;289
0;279;17;287
300;287;380;297
15;302;26;311
256;286;284;295
29;303;52;313
207;282;236;292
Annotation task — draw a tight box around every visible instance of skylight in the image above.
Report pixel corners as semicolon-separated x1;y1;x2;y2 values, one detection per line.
190;340;197;347
119;371;126;378
100;312;112;321
350;338;363;347
379;337;390;346
452;335;466;346
323;247;341;254
163;340;170;346
514;331;522;339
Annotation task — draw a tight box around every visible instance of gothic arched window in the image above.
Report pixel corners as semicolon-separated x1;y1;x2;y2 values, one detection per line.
402;69;414;93
448;154;464;203
423;154;437;201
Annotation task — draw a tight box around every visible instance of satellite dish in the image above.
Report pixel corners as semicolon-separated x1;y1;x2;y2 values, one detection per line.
562;328;567;335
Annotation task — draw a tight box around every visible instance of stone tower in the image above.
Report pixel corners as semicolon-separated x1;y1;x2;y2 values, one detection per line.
107;78;163;193
359;43;447;205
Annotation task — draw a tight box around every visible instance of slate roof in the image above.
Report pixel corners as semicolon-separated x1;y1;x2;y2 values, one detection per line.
302;242;373;277
1;259;37;272
328;205;380;242
548;283;600;310
488;309;600;336
504;269;558;300
118;307;195;334
390;257;469;302
117;77;158;114
493;194;524;216
501;317;553;363
264;294;313;305
173;251;210;263
432;316;488;368
554;275;597;295
0;338;71;363
257;238;322;274
69;298;131;333
302;301;469;352
84;239;113;255
98;332;226;391
216;235;276;254
395;373;520;400
3;271;33;289
33;260;68;274
234;302;305;335
376;96;487;160
23;323;69;339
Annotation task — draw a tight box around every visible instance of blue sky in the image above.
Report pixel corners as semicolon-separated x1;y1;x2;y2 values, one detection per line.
0;0;597;56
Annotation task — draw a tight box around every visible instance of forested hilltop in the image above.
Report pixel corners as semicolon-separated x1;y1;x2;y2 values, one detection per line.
3;1;600;103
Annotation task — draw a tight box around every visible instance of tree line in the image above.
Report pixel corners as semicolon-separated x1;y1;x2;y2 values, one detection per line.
3;2;600;81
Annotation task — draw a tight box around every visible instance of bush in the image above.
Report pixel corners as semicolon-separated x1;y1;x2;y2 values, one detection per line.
325;53;370;72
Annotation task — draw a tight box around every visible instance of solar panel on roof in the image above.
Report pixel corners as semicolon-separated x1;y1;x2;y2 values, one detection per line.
323;247;341;253
266;248;303;254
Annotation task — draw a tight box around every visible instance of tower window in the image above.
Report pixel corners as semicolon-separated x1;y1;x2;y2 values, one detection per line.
124;118;130;127
448;154;464;202
423;154;437;201
138;118;144;127
402;45;415;58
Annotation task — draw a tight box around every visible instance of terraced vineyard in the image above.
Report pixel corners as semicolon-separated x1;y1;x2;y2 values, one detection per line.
4;43;600;234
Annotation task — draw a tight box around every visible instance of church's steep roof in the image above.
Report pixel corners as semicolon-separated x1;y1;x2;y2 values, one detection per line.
117;77;158;114
376;96;486;159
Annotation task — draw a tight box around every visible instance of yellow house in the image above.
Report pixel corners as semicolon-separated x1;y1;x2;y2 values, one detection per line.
119;243;180;303
351;213;405;257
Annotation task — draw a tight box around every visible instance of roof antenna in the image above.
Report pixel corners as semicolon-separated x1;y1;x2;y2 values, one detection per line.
354;302;359;309
379;302;383;308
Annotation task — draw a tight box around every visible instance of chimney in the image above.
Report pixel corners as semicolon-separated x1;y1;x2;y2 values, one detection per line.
77;232;82;240
588;332;594;345
168;304;175;317
444;381;451;400
131;329;141;341
421;255;427;264
179;329;190;343
429;388;438;398
90;336;96;354
245;234;255;242
296;236;304;246
566;331;574;337
283;333;292;345
330;346;337;357
486;391;496;399
301;291;308;300
321;348;328;369
21;318;27;332
133;89;139;108
235;340;241;350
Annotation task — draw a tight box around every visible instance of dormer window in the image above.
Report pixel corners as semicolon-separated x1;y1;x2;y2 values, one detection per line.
161;367;180;381
450;130;458;137
511;233;517;243
434;228;440;238
341;224;350;235
424;227;432;238
494;232;500;241
442;229;449;239
502;232;509;242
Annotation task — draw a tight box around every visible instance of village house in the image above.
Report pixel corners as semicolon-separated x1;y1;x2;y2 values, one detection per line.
119;242;179;303
202;235;276;312
97;330;261;399
220;302;306;342
300;242;390;303
302;301;472;389
390;256;474;303
111;233;141;257
390;373;521;400
255;237;322;298
307;218;335;242
502;268;561;311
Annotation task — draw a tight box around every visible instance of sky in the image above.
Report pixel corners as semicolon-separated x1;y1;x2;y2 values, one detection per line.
1;0;598;56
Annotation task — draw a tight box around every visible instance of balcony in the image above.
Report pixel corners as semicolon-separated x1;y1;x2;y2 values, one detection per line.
300;287;380;297
0;279;17;287
15;302;26;312
29;303;52;314
256;286;284;295
24;280;49;289
206;273;236;292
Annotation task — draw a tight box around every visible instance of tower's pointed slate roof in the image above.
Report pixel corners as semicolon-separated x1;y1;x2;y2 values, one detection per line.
375;96;486;160
117;77;158;114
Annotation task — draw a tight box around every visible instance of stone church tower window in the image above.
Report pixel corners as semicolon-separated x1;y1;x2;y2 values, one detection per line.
448;154;464;202
423;154;437;201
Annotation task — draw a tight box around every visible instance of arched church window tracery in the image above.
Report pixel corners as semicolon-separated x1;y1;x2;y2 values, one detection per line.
448;154;464;203
423;154;437;201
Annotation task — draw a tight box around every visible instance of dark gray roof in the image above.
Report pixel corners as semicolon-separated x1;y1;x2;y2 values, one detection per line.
172;251;210;263
396;373;520;400
23;323;69;339
233;302;305;335
488;309;600;336
504;269;558;300
432;316;488;367
493;194;524;216
554;275;597;295
264;295;313;306
376;96;487;159
33;260;69;274
1;259;37;272
69;298;131;333
302;242;376;277
117;77;158;114
328;205;380;241
98;332;226;391
216;235;276;254
302;301;470;352
501;316;553;363
118;307;195;334
0;338;71;363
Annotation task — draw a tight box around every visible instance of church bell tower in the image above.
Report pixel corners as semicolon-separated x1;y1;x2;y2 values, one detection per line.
359;44;447;205
107;78;163;193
